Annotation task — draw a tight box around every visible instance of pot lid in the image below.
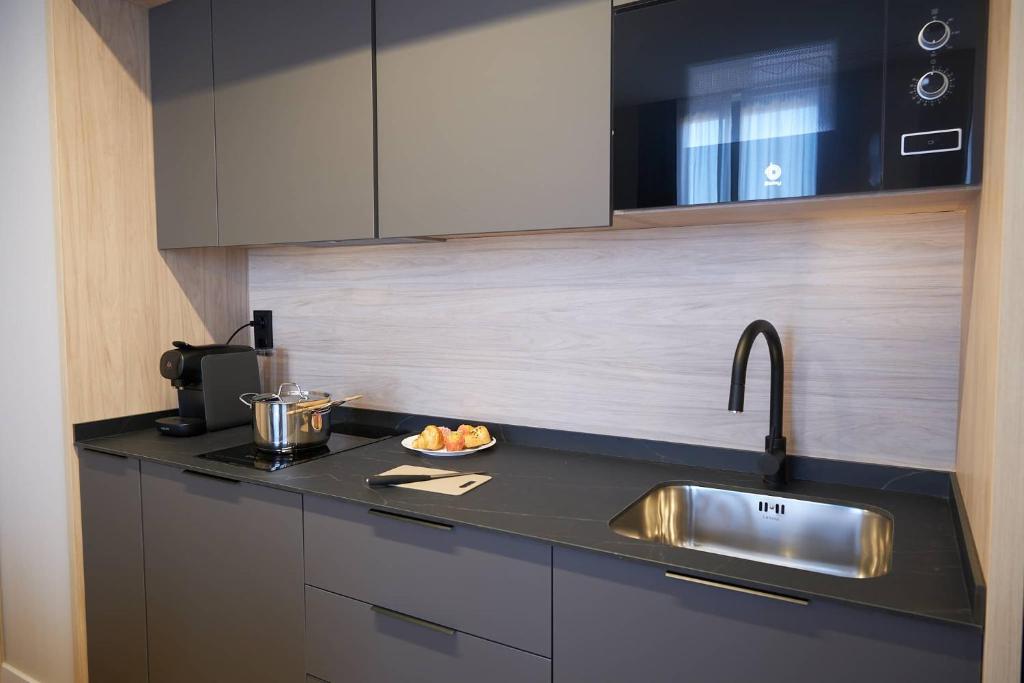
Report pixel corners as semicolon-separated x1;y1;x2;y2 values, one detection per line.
248;392;303;404
251;383;332;406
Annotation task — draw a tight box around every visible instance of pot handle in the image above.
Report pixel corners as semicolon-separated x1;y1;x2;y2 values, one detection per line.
239;392;259;407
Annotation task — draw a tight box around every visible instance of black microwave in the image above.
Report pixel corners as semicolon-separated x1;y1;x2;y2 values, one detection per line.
612;0;987;210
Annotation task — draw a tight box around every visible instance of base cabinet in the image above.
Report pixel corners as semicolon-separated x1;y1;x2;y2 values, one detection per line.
79;450;150;683
140;462;305;683
78;451;982;683
552;547;982;683
305;586;550;683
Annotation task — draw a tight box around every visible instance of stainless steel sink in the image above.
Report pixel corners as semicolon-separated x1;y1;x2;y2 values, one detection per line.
609;483;894;578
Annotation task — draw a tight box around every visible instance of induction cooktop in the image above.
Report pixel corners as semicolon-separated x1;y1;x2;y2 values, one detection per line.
198;432;390;472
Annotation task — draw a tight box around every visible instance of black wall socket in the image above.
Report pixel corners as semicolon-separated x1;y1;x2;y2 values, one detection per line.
252;310;274;350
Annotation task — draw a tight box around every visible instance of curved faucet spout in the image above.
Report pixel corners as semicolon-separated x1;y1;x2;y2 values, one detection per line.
728;320;787;487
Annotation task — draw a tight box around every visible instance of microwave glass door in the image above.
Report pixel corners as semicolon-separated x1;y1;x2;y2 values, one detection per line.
613;0;885;210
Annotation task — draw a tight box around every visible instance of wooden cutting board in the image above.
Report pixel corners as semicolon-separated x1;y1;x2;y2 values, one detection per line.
375;465;491;495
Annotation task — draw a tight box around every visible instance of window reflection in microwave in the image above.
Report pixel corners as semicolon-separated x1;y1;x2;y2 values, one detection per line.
677;41;838;204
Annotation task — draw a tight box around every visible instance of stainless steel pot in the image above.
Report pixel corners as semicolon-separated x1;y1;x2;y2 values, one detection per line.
239;383;361;453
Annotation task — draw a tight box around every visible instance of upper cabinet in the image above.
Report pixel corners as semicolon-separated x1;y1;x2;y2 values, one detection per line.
375;0;612;238
151;0;611;246
151;0;375;248
212;0;375;245
151;0;219;249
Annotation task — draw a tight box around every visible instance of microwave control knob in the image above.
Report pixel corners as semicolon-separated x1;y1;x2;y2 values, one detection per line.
916;70;950;101
918;19;951;51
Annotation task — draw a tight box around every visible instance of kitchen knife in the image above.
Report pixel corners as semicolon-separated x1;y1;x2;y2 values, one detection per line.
366;471;487;488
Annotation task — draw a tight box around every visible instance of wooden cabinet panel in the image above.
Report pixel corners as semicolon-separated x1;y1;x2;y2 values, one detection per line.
376;0;611;237
141;462;304;683
212;0;375;245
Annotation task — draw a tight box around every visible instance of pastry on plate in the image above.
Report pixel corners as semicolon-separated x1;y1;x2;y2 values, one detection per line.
412;425;444;450
440;427;465;452
463;425;492;448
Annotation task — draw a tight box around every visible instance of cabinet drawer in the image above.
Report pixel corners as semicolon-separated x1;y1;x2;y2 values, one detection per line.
306;586;550;683
304;496;551;656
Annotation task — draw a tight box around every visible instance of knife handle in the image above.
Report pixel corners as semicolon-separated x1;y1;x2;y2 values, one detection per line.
366;472;486;487
366;474;434;487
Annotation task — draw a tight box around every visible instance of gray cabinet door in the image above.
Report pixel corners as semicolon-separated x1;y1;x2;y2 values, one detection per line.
212;0;375;246
78;449;149;683
140;462;304;683
376;0;611;237
151;0;219;248
305;586;550;683
553;547;981;683
304;497;552;656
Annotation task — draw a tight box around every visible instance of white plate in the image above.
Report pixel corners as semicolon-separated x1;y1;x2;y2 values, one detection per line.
401;435;497;457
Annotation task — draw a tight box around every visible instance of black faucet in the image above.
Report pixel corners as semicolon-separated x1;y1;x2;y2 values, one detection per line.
728;320;787;488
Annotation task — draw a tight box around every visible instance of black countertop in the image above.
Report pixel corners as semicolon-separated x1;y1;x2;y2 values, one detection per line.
77;423;981;630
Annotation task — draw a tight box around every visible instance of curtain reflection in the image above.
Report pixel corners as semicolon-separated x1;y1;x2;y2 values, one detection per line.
677;41;837;204
680;107;731;204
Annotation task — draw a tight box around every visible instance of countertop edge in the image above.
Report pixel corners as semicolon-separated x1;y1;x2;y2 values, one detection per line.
950;472;987;620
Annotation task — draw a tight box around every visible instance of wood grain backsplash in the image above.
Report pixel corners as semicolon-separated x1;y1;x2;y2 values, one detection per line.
250;211;966;470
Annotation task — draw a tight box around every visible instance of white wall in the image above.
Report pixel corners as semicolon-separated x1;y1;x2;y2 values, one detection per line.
0;0;76;681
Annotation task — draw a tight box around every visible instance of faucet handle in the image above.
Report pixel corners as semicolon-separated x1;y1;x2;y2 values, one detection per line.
760;435;787;488
764;434;787;455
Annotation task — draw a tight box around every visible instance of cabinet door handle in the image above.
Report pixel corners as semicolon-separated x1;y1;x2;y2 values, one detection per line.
665;571;808;606
82;448;127;459
181;469;241;485
368;508;453;531
370;605;456;636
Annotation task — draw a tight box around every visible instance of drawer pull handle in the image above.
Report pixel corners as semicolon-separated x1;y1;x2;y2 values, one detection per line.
181;469;241;485
370;605;456;636
664;571;808;606
368;508;453;531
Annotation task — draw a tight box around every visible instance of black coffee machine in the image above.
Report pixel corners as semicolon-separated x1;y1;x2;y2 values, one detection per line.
156;341;260;436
